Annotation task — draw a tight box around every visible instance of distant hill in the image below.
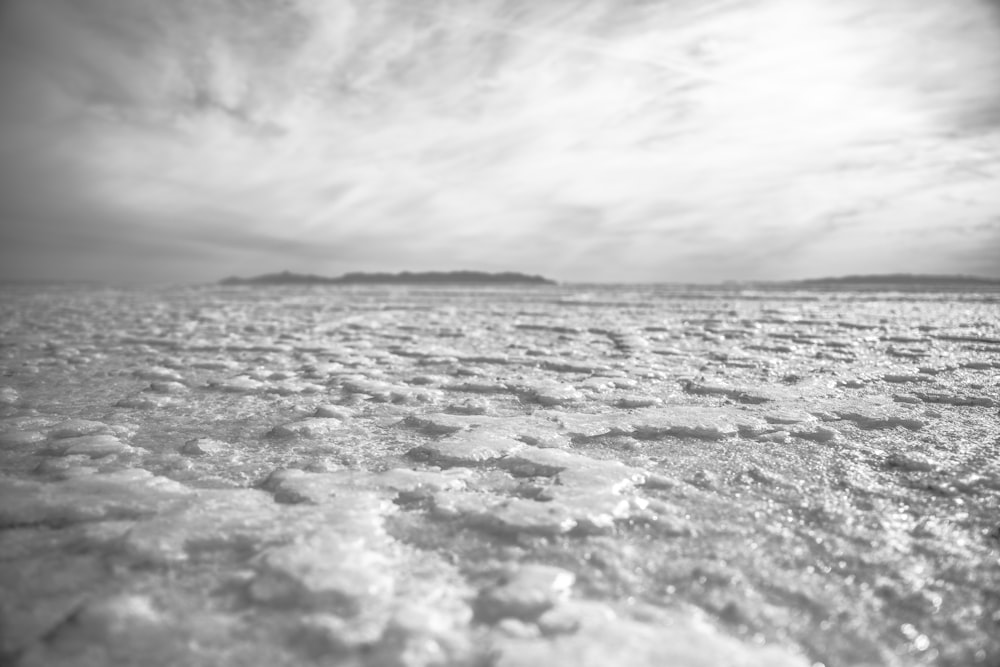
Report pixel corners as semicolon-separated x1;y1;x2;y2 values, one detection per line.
219;271;332;285
790;274;1000;286
741;274;1000;292
220;270;556;286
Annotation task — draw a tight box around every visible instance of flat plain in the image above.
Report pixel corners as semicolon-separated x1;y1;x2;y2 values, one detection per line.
0;283;998;667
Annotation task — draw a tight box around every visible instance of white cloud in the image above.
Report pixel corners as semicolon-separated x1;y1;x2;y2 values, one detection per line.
1;0;999;281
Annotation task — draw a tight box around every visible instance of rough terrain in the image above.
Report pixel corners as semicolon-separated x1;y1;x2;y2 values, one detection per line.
0;283;998;667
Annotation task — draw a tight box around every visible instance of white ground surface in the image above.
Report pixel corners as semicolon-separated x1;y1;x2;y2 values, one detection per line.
0;284;998;666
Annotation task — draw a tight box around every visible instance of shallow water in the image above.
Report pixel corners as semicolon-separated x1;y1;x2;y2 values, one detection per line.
0;284;997;666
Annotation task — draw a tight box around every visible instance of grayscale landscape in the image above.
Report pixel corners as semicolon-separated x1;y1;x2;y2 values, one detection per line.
1;278;998;666
1;0;1000;665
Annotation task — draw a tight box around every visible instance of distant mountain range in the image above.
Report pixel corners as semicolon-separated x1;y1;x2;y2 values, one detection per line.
784;274;1000;286
219;270;556;286
746;274;1000;291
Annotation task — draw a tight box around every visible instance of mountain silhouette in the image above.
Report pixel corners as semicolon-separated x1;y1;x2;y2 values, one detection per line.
220;270;556;285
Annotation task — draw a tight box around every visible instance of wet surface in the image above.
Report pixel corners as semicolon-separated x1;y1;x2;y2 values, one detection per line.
0;283;998;666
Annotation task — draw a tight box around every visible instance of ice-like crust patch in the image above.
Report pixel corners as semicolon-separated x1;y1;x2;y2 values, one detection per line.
913;391;996;408
682;380;776;404
342;376;440;403
0;429;46;448
250;501;395;615
493;602;811;667
0;386;21;405
409;432;528;467
475;564;576;623
48;434;136;458
49;419;113;439
207;376;264;393
267;417;344;439
539;406;762;441
832;405;926;431
180;437;229;456
263;467;472;505
0;470;193;527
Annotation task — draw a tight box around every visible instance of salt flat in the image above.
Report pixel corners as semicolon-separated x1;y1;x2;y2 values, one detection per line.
0;283;997;667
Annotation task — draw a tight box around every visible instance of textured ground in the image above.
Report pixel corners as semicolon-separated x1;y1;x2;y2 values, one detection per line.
0;283;998;667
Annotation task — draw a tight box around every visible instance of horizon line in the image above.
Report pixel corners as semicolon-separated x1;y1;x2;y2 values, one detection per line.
3;271;1000;288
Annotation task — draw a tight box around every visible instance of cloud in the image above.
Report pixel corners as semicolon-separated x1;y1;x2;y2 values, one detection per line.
1;0;1000;281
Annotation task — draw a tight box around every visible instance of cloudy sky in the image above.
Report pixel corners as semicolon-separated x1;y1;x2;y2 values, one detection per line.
1;0;999;283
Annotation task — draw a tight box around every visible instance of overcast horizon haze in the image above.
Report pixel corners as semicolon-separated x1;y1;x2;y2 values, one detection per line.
2;0;1000;284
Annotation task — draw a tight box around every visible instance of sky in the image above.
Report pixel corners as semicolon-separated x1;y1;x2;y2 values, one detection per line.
1;0;999;283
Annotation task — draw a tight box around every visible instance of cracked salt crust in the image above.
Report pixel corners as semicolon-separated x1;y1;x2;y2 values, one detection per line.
0;284;998;666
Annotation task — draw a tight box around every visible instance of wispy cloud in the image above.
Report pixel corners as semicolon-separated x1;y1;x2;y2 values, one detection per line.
1;0;999;281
